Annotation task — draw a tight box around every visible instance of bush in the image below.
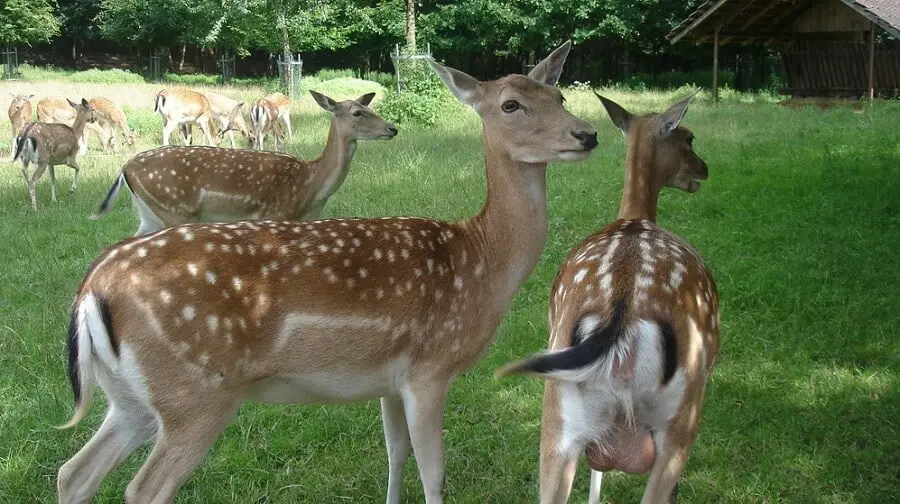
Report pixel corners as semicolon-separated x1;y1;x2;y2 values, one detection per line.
619;70;736;91
314;68;356;81
375;54;454;127
69;68;146;84
362;71;394;90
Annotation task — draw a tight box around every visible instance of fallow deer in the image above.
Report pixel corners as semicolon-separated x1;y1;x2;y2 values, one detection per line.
13;98;96;210
91;90;398;236
153;88;218;146
180;90;249;148
36;97;106;154
496;92;717;504
88;97;137;152
8;93;33;151
249;96;286;151
57;41;598;504
264;91;293;142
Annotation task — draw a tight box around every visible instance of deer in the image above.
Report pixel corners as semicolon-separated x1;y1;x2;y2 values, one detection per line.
90;90;398;236
8;93;33;152
264;91;293;143
153;88;218;147
88;97;137;152
13;98;96;211
249;95;287;151
495;92;718;504
56;41;599;504
180;90;249;148
36;97;107;155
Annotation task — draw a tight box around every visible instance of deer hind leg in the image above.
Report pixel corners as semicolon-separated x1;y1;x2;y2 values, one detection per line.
27;163;48;210
124;399;239;504
280;112;292;144
587;470;603;504
403;382;449;504
382;395;412;504
130;192;165;237
197;116;215;146
57;405;155;504
638;419;697;504
161;120;178;146
48;166;58;202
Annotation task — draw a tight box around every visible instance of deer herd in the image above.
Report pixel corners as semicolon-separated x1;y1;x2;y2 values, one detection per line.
7;41;720;504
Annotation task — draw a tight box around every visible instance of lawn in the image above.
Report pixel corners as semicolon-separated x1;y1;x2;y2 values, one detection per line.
0;76;897;503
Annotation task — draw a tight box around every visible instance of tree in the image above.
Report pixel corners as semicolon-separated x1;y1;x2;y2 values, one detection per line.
57;0;103;64
0;0;60;46
405;0;416;49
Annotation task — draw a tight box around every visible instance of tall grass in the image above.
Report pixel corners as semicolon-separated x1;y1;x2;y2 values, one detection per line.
0;79;897;503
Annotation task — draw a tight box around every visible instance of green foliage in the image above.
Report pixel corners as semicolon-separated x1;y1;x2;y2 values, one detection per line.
376;54;454;127
0;0;60;45
624;70;737;91
314;68;357;81
69;68;145;84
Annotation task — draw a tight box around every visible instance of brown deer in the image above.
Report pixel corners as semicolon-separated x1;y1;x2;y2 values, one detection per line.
180;90;249;148
264;91;293;143
153;88;218;146
8;93;33;151
249;96;286;151
13;98;96;210
496;92;717;504
57;41;598;504
88;97;137;151
36;97;107;154
91;90;398;236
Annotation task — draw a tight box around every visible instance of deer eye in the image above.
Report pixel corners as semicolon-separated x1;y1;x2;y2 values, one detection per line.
501;100;520;113
352;110;363;117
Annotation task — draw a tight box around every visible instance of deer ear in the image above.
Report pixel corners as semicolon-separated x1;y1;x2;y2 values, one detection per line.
310;90;336;113
658;91;697;138
594;92;631;135
81;98;90;107
27;94;34;99
357;92;376;107
528;40;572;86
429;59;481;108
67;98;77;108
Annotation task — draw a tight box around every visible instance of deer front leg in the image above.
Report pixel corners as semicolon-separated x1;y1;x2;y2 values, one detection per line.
66;157;81;194
382;395;412;504
28;163;48;210
587;470;603;504
48;166;58;202
403;382;449;504
161;120;177;146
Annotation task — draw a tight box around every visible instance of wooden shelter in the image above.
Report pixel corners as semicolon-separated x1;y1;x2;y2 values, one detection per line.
667;0;900;100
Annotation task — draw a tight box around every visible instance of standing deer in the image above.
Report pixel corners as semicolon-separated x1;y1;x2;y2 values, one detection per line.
264;91;292;143
36;97;106;154
8;93;33;152
88;97;137;152
153;88;218;146
57;41;598;504
496;92;717;504
180;90;249;148
91;90;398;236
249;96;286;151
13;98;96;210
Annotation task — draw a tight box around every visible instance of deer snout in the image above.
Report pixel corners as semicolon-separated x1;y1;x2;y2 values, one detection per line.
571;130;598;150
387;125;399;136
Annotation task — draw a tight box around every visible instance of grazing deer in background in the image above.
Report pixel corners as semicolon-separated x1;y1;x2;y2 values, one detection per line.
497;92;717;504
180;90;249;148
91;90;398;236
249;95;287;151
36;97;106;154
57;41;598;504
153;88;218;146
8;93;33;152
88;97;137;152
264;91;293;142
13;98;96;210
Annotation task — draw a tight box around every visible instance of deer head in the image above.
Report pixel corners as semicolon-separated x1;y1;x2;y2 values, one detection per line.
430;41;597;164
67;98;97;124
309;90;398;140
596;92;707;193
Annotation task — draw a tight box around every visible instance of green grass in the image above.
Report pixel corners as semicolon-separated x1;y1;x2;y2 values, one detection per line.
0;79;898;503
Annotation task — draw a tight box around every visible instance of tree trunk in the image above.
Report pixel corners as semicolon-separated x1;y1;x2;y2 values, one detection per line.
405;0;416;50
280;5;292;91
179;44;187;71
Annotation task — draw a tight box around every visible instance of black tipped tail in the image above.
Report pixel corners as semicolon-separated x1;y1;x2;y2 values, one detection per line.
496;300;628;381
91;174;125;220
153;92;165;113
12;135;31;162
66;305;82;407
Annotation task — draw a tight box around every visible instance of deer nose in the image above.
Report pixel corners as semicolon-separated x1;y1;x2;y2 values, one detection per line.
387;125;399;136
571;131;598;150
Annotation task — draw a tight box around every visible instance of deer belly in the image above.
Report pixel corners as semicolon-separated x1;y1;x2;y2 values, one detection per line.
585;430;655;474
247;369;394;405
196;189;263;221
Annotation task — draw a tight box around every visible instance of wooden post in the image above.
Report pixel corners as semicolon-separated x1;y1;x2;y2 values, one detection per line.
868;21;875;100
713;25;721;104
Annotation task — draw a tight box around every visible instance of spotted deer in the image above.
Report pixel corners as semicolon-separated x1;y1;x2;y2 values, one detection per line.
496;92;718;504
36;97;106;154
88;97;137;152
249;96;287;151
153;88;218;146
57;41;598;504
91;90;398;236
8;93;33;152
180;90;249;148
264;91;293;143
13;98;96;210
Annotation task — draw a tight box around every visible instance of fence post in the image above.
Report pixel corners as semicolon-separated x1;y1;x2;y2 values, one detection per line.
220;52;235;85
149;50;163;82
277;54;303;100
3;46;20;80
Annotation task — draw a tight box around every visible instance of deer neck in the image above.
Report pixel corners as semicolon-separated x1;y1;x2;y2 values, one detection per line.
464;127;549;305
71;111;91;139
307;119;357;202
618;133;659;222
